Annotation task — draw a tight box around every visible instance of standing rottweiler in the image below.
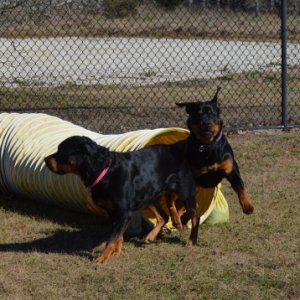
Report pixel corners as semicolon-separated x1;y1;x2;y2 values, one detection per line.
174;87;254;240
45;136;197;263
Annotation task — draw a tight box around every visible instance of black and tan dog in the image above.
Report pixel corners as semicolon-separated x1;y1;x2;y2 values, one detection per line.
44;136;197;263
171;87;254;238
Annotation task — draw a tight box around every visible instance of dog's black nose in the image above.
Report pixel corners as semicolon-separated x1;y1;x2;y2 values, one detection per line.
201;120;213;128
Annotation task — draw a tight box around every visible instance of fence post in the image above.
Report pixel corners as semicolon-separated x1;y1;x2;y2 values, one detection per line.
281;0;288;129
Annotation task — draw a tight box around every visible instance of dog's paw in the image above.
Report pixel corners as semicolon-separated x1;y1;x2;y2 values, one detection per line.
95;240;122;264
172;220;183;230
186;240;194;247
186;237;198;247
95;255;108;264
241;198;254;215
242;203;254;214
238;192;254;215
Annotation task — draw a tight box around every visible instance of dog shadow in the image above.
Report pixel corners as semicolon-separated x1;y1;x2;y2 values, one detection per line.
129;235;184;249
0;193;184;259
0;192;112;259
0;228;110;260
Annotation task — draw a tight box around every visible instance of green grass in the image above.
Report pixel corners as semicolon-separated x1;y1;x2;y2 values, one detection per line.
0;130;299;299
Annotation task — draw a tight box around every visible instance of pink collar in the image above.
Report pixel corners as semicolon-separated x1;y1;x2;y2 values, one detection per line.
89;160;111;189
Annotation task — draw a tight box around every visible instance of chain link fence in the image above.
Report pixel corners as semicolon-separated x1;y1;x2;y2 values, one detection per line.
0;0;299;133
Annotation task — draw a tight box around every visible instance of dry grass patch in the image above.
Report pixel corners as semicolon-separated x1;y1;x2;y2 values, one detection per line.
2;5;299;41
0;129;299;299
2;66;300;132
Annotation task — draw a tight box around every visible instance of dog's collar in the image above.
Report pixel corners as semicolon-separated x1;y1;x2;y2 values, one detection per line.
89;159;112;189
198;131;223;153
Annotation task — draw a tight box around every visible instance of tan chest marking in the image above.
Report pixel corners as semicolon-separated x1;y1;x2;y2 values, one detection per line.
192;158;233;176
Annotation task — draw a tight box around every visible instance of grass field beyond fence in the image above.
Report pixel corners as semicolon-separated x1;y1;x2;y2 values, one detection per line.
0;130;299;299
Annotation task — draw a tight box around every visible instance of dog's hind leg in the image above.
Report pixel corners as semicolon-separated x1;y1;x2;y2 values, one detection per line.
166;192;184;229
183;187;200;245
144;203;168;243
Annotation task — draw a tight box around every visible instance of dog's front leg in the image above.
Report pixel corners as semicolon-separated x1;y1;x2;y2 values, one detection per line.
227;161;254;214
95;211;131;264
186;187;200;246
95;236;124;264
187;210;200;246
232;185;254;215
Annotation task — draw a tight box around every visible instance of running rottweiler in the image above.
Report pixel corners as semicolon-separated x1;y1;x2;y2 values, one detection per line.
174;87;254;237
44;136;197;263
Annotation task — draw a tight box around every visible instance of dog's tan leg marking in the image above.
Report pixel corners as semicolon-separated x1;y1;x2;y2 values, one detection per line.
113;236;124;256
177;205;186;219
144;204;167;243
166;193;183;229
233;186;254;214
95;235;123;264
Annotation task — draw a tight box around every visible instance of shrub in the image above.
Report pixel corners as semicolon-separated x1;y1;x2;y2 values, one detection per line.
155;0;185;9
102;0;139;18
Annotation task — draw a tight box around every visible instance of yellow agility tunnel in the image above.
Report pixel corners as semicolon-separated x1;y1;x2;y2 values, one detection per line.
0;113;229;228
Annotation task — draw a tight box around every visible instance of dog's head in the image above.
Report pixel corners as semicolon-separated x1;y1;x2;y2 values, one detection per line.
176;87;222;144
44;136;106;177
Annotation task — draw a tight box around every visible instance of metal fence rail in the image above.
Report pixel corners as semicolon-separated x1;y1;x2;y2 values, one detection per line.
0;0;299;133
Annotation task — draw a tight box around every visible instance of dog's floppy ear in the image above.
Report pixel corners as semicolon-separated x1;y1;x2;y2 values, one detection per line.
175;102;199;115
211;86;221;104
75;136;98;156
